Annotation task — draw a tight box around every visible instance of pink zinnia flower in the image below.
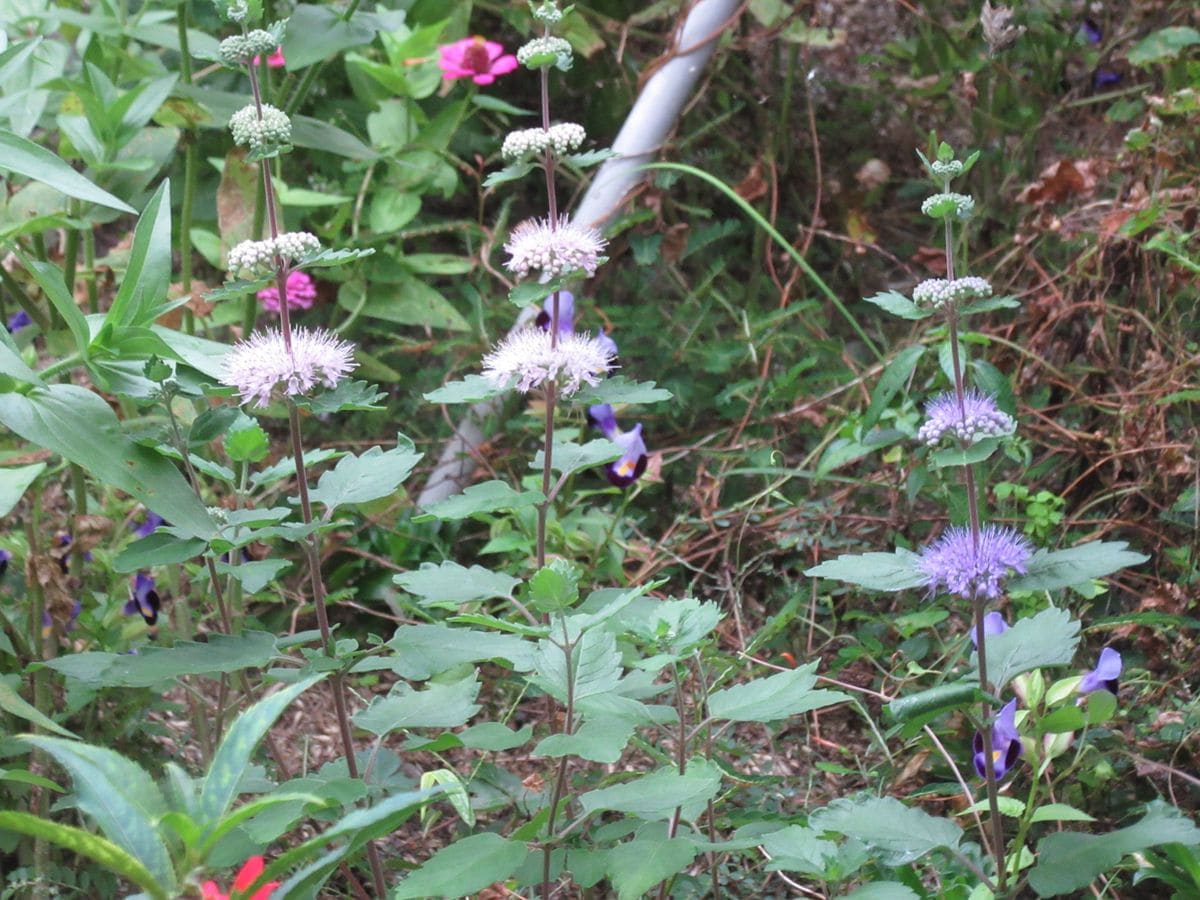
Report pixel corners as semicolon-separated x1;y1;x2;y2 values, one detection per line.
438;36;518;85
252;47;286;68
257;270;317;313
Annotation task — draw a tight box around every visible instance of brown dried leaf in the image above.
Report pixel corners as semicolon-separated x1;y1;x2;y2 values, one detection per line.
734;160;768;203
1016;159;1102;205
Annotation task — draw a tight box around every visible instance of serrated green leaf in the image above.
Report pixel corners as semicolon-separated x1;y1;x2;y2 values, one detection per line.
483;161;536;187
574;376;673;406
416;480;545;521
393;832;530;899
607;838;697;900
805;549;926;591
1127;26;1200;67
809;796;962;866
580;759;722;821
305;438;421;515
21;737;172;890
0;811;166;900
295;379;386;414
393;561;519;606
531;628;621;705
844;884;921;900
1029;802;1200;896
42;630;279;687
864;290;931;320
1029;803;1096;824
353;673;481;735
973;607;1080;691
198;675;324;828
534;716;636;764
379;623;536;679
929;437;1004;468
708;662;849;722
423;374;503;404
459;722;533;751
1008;541;1148;593
760;825;840;876
213;558;291;594
531;439;621;477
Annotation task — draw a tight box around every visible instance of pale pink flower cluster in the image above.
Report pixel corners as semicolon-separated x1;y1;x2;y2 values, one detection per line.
222;327;356;407
481;327;614;396
504;217;606;281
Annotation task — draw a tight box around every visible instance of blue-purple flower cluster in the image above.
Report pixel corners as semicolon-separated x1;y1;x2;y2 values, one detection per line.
969;612;1123;780
917;524;1032;601
535;294;649;488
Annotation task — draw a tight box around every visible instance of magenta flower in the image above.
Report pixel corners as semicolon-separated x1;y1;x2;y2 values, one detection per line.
973;698;1022;779
257;271;317;313
917;524;1032;601
253;46;286;68
588;403;648;488
438;36;518;86
1078;647;1122;695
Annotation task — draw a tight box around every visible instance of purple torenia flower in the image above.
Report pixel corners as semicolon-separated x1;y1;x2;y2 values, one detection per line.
1080;19;1102;45
133;512;165;539
482;328;614;397
535;291;575;335
221;327;357;408
969;611;1008;646
917;389;1015;447
917;525;1032;600
588;403;648;487
55;534;93;573
973;698;1022;779
1078;646;1121;694
0;548;10;578
123;572;162;626
7;310;32;332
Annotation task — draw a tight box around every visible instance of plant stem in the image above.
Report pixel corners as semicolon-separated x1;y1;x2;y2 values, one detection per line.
657;665;690;900
177;0;197;334
541;618;576;900
242;55;386;892
63;200;80;297
944;211;1006;891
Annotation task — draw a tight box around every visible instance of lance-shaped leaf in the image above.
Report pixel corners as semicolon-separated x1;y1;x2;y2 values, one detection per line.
0;128;135;212
21;737;173;891
197;674;325;829
0;811;166;900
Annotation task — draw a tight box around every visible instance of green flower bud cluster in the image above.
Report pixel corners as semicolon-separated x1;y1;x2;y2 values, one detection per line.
912;276;992;310
921;191;975;221
518;35;573;71
219;29;278;66
229;103;291;154
531;0;564;24
930;159;963;179
502;123;586;162
227;232;321;277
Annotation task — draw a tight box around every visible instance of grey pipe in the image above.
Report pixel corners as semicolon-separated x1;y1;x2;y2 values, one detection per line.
417;0;742;506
